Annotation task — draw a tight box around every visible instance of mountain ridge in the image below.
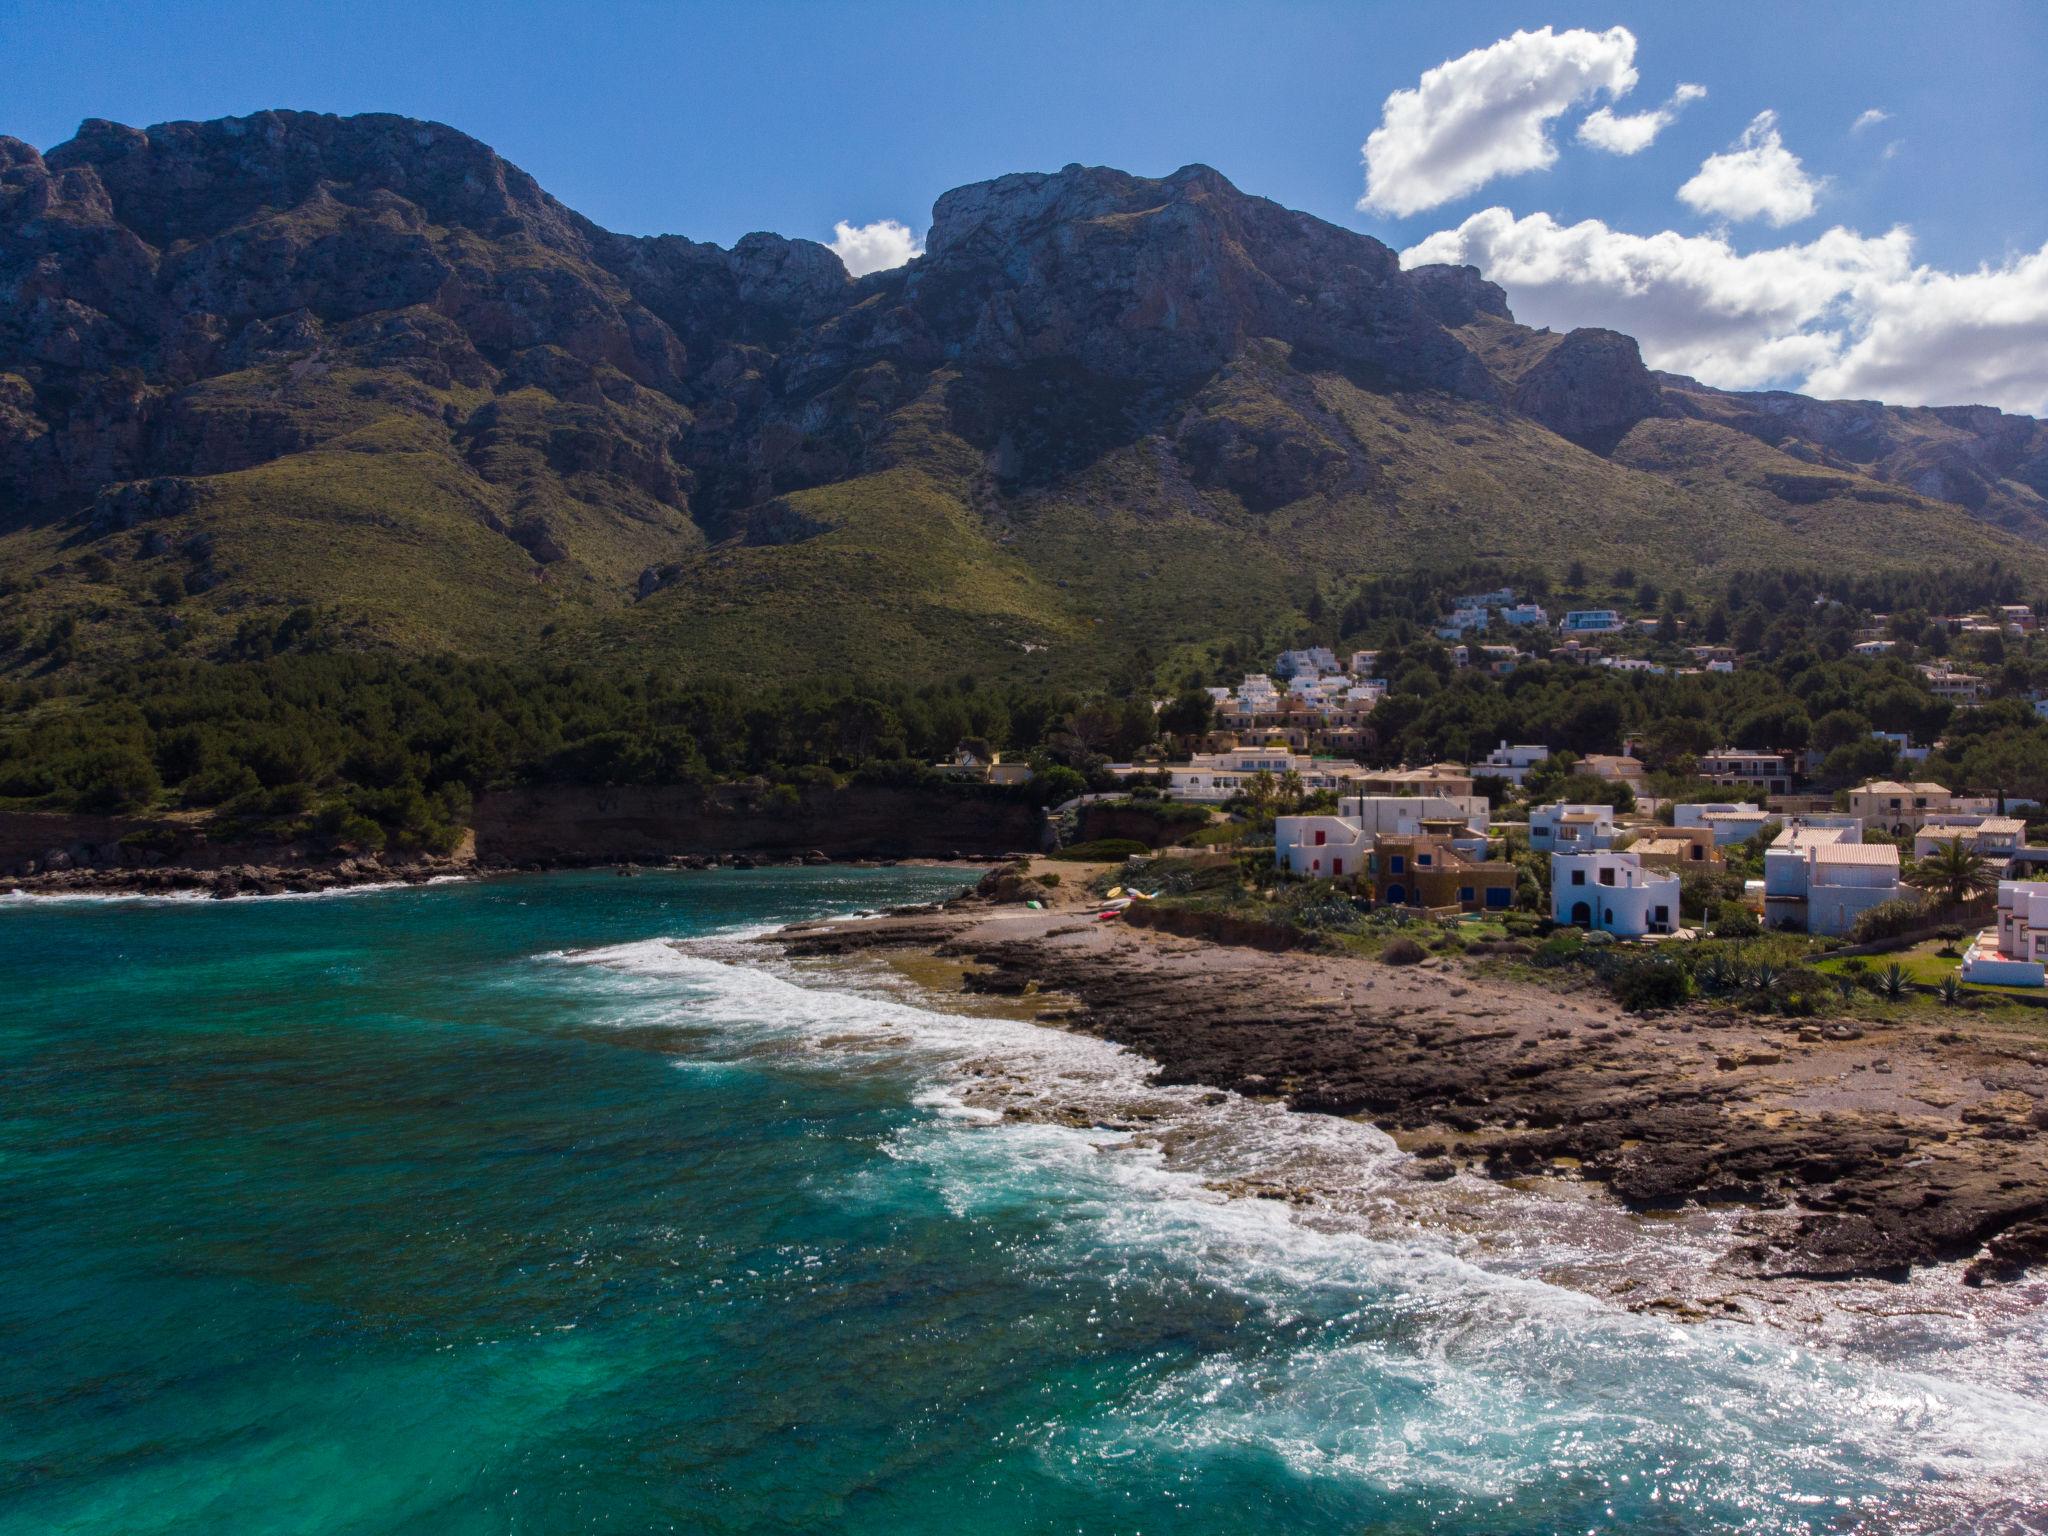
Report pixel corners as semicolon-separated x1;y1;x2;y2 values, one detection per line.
4;109;2046;682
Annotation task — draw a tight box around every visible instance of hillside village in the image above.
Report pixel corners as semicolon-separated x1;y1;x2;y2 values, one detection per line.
1086;575;2048;1000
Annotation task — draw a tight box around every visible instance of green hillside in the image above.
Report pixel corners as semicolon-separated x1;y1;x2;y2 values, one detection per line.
5;112;2047;688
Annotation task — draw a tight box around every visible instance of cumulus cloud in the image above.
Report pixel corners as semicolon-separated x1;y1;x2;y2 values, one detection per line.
1404;207;2048;413
1851;107;1891;133
827;218;923;276
1677;110;1823;226
1806;246;2048;410
1359;25;1640;216
1577;81;1707;155
1405;206;1901;386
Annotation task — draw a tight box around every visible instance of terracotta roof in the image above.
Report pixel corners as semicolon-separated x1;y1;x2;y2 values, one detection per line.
1812;843;1901;867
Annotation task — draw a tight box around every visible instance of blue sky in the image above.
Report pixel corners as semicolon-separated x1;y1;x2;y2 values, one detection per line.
6;1;2048;408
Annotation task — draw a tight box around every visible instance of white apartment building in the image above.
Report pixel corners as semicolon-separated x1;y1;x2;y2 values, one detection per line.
1528;802;1617;853
1165;748;1365;803
1437;607;1488;639
1274;647;1340;679
1551;851;1680;937
1500;603;1548;627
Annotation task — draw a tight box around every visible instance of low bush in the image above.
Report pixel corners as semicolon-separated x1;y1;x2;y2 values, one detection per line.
1849;896;1928;946
1379;937;1428;965
1050;838;1151;862
1712;905;1761;939
1611;959;1691;1012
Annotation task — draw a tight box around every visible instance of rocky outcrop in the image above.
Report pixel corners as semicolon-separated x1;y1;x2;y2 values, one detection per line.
898;162;1500;400
1510;327;1664;453
1661;378;2048;538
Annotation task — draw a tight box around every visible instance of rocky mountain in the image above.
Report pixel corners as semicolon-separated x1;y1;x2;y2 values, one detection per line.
3;110;2044;682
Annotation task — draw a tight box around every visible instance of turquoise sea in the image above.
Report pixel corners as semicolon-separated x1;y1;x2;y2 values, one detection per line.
4;868;2046;1535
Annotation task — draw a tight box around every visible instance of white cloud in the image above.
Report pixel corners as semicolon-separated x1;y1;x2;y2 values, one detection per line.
1807;246;2048;410
1677;110;1823;226
1577;81;1707;155
1359;25;1640;216
827;218;923;277
1404;207;2048;413
1851;107;1891;133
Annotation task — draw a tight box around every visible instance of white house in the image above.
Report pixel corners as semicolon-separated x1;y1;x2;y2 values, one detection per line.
1166;748;1364;803
1349;650;1380;678
1697;748;1799;797
1921;665;1986;703
1561;609;1626;635
1436;607;1488;639
1453;587;1516;611
1961;881;2048;986
1275;794;1489;878
1473;741;1550;785
1913;813;2028;869
1551;851;1680;937
1762;825;1905;936
1500;602;1549;627
1528;802;1617;853
1673;803;1776;846
1275;647;1339;679
1873;730;1930;763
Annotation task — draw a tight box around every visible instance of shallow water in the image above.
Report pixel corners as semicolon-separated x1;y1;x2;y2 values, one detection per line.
4;869;2044;1534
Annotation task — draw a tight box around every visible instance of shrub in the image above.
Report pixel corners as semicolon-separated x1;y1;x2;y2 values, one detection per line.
1611;959;1690;1012
1379;937;1428;965
1849;897;1928;946
1050;838;1151;862
1711;905;1761;939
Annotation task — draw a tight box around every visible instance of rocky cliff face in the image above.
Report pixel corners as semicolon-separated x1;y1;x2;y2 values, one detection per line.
1510;329;1664;453
1660;378;2048;537
3;110;2045;680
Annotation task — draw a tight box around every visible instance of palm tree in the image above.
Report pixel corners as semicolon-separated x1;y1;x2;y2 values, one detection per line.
1244;769;1277;812
1908;837;1995;909
1278;768;1306;810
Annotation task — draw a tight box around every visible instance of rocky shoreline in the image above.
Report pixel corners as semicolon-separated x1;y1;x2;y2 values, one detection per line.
768;864;2048;1292
3;847;1010;900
